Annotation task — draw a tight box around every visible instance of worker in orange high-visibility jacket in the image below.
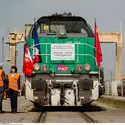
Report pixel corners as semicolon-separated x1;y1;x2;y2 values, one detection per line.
3;75;8;100
0;63;8;113
8;66;21;113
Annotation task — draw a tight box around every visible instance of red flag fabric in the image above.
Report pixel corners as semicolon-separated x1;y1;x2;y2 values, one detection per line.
95;19;103;68
22;44;34;76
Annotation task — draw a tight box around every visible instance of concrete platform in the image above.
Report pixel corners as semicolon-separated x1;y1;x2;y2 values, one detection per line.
2;96;32;112
0;96;39;123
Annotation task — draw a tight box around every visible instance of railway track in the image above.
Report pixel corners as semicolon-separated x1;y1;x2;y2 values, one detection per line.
79;112;97;123
34;112;97;123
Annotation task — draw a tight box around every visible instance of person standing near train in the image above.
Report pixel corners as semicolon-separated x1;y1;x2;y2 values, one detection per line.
0;63;8;113
8;66;21;113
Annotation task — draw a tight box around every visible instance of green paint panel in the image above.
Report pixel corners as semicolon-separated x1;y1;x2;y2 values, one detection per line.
27;36;99;74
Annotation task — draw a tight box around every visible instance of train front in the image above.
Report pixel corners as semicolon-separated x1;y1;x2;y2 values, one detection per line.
25;13;100;107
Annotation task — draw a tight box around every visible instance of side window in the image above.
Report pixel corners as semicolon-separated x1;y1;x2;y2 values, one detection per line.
36;23;49;34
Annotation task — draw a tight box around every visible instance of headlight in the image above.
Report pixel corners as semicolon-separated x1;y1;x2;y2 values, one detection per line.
76;65;83;72
84;64;91;71
34;63;40;71
42;65;48;72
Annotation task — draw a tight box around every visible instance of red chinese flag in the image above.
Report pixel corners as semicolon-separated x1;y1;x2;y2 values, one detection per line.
22;44;34;76
95;19;103;68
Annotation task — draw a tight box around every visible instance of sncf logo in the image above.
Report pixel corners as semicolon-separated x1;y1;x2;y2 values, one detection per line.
57;65;68;72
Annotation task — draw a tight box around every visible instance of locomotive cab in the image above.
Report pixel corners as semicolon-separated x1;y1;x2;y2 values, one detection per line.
25;13;100;106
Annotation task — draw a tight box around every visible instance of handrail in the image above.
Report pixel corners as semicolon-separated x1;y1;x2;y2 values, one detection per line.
31;53;96;60
30;43;96;62
29;43;95;49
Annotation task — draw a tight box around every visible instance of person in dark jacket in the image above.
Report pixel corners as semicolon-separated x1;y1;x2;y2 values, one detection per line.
0;63;8;113
8;66;21;113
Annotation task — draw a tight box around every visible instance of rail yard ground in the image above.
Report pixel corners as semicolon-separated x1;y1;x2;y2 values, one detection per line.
0;96;125;123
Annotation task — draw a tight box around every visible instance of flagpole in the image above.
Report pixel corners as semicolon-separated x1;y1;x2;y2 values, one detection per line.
94;18;96;67
94;18;103;85
33;17;36;62
34;17;36;24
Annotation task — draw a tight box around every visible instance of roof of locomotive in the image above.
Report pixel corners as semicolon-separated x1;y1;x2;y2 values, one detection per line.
37;14;87;24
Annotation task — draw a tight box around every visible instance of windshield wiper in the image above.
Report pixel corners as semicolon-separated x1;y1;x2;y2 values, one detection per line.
70;20;79;32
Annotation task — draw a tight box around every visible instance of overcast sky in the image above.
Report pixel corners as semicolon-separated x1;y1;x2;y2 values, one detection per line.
0;0;124;80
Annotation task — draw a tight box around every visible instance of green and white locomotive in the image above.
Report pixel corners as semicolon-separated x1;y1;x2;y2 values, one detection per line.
24;13;103;107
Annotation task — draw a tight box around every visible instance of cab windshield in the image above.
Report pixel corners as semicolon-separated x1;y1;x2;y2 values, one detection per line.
29;16;94;37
